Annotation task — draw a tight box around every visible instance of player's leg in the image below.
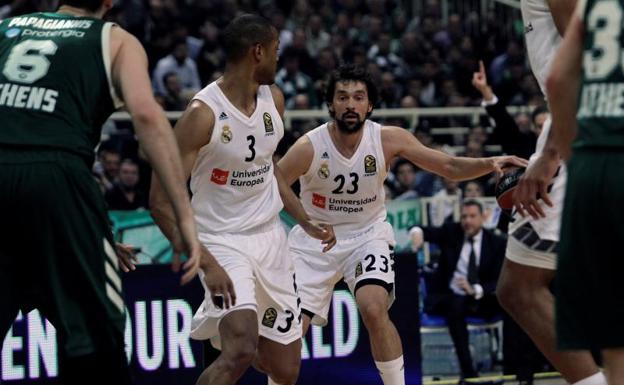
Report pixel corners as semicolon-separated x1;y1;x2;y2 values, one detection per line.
196;309;259;385
497;258;601;383
256;337;301;385
345;223;404;385
26;158;131;384
602;349;624;385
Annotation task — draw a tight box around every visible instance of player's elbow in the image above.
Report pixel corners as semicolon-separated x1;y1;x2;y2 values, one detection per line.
545;71;565;100
130;101;166;133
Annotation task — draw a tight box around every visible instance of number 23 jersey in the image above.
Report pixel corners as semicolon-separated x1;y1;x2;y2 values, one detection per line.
300;120;387;233
190;82;284;234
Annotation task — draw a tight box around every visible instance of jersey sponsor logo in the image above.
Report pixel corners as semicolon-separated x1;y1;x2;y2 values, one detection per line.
5;28;20;38
0;83;58;112
355;262;363;278
210;168;229;185
328;195;377;213
22;29;85;38
218;111;228;120
312;193;327;209
317;162;330;179
263;112;274;135
321;151;329;159
261;308;278;328
364;155;376;175
229;164;271;187
221;125;232;143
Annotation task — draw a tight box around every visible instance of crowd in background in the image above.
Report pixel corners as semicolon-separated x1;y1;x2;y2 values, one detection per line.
0;0;546;207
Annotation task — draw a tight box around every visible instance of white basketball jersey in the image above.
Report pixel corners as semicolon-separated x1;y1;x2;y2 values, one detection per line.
521;0;562;94
190;82;284;234
300;120;387;234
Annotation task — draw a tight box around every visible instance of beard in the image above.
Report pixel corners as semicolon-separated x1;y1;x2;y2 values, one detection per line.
335;112;365;134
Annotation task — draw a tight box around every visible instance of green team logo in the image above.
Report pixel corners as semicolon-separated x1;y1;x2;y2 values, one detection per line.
318;162;330;179
262;308;278;328
364;155;376;174
263;112;274;133
221;125;233;143
355;262;363;278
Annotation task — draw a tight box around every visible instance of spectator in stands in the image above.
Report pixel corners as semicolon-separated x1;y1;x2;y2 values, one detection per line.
413;200;506;380
105;159;147;211
472;60;540;160
379;71;403;108
306;14;330;57
463;181;484;198
390;158;419;200
152;38;201;96
195;20;225;85
429;177;462;226
161;72;187;111
93;145;121;193
276;46;318;109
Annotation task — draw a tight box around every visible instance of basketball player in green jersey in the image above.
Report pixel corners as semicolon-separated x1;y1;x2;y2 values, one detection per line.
0;0;234;384
515;0;624;382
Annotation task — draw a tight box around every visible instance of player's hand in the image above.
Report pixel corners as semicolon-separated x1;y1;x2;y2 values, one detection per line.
454;277;475;296
513;153;560;220
170;227;202;286
200;247;236;309
489;156;529;178
302;222;337;252
471;60;494;101
115;242;138;273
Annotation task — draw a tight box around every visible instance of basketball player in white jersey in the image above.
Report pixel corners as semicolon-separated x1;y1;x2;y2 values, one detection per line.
498;1;606;385
277;64;526;385
150;14;335;385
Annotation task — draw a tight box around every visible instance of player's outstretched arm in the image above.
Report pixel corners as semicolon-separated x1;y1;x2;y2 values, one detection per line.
382;126;528;181
110;27;201;284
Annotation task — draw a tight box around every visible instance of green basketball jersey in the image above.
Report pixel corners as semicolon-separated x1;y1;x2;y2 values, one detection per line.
576;0;624;148
0;12;123;163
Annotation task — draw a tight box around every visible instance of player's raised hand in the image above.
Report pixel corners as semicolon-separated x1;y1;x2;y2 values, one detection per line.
302;222;337;252
490;155;529;178
200;247;236;309
513;153;559;220
471;60;495;102
115;242;138;272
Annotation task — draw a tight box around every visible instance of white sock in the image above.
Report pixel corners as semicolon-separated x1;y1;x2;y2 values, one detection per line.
375;356;405;385
572;372;607;385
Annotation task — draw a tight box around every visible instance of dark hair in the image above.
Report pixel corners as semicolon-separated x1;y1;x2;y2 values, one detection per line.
462;199;483;213
59;0;102;13
531;105;549;124
324;64;379;109
222;14;276;63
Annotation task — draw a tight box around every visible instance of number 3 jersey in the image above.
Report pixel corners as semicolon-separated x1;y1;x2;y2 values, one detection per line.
300;120;387;234
190;82;284;234
0;13;122;164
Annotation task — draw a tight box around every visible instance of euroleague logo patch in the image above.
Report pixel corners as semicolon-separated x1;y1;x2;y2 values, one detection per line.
364;154;377;175
210;168;229;185
262;307;278;328
263;112;274;135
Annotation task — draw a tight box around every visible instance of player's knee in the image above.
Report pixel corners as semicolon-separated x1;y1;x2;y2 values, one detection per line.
358;300;389;329
221;340;257;374
269;361;300;385
496;278;531;315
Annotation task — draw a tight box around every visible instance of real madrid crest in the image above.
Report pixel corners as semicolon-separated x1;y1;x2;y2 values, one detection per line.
263;112;274;134
317;162;330;179
221;125;232;143
364;154;377;175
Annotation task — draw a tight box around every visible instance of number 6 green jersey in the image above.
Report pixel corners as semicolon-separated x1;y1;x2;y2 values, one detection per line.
0;12;123;163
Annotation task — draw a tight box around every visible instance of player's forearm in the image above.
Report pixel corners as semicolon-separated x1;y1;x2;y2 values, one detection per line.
546;15;584;159
546;0;577;35
445;156;496;181
149;176;182;243
274;163;311;226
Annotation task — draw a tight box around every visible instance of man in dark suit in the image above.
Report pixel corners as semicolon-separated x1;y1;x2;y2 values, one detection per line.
413;199;506;379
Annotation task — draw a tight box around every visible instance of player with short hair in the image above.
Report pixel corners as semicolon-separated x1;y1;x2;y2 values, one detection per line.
277;64;526;385
0;0;219;383
149;14;335;385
